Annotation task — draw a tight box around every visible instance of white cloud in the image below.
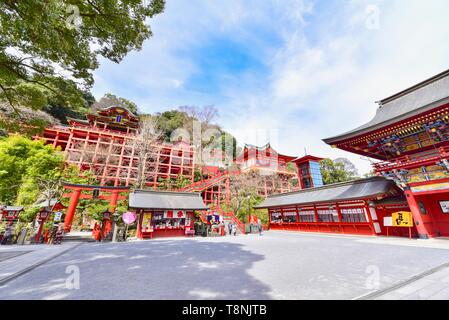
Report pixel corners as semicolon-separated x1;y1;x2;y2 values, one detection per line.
92;0;449;175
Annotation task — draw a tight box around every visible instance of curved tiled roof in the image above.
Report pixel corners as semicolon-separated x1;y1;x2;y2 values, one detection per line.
254;176;400;209
323;69;449;144
129;190;208;210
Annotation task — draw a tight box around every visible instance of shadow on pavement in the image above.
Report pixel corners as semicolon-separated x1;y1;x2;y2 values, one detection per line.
0;239;272;300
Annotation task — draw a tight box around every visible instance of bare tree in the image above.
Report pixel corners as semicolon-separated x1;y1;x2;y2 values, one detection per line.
227;170;262;214
178;105;218;125
72;141;117;177
131;115;163;189
34;177;65;209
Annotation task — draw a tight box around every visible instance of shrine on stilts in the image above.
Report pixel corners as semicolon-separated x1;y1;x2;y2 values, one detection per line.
31;69;449;240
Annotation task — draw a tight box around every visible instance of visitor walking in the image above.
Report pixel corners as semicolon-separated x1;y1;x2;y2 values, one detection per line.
47;223;58;245
258;220;263;236
228;222;233;236
232;224;237;236
92;222;101;242
54;224;64;244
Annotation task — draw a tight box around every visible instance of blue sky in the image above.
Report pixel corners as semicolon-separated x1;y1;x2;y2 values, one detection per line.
92;0;449;174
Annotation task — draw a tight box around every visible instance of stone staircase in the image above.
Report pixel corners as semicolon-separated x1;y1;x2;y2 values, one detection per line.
63;231;95;242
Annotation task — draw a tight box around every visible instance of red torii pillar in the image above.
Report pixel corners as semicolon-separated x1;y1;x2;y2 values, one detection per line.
62;184;130;233
64;188;82;232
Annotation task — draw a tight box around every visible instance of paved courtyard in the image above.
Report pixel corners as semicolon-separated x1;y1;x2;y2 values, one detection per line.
2;231;449;299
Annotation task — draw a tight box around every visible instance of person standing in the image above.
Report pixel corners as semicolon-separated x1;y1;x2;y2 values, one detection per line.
54;224;64;244
92;222;101;242
228;222;233;236
232;224;237;236
258;220;263;236
1;222;13;245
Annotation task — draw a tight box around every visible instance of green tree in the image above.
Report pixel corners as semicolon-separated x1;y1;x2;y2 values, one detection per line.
320;158;358;185
0;0;165;111
155;110;189;142
92;93;139;115
43;91;96;124
0;135;63;204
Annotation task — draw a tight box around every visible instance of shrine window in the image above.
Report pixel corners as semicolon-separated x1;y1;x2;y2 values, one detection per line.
270;211;282;223
282;210;298;223
317;209;339;222
299;210;316;223
340;207;367;223
151;210;188;230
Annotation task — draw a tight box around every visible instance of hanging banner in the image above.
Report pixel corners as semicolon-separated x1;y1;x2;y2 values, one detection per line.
164;210;186;218
392;211;413;227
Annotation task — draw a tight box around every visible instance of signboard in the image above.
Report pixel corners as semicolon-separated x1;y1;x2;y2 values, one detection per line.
164;210;186;219
383;217;393;227
122;211;137;224
141;212;152;232
439;201;449;214
392;211;413;227
54;211;63;222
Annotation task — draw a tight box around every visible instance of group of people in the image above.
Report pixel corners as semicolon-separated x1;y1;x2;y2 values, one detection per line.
43;223;64;245
226;220;264;236
1;221;65;245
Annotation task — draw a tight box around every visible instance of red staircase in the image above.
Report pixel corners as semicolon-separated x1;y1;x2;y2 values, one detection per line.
220;210;246;234
180;171;230;192
182;170;246;234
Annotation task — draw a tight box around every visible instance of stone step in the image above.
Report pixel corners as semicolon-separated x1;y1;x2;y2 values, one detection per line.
63;232;95;242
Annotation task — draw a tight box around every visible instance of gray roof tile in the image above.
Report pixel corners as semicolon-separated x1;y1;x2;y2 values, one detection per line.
324;69;449;143
254;177;399;208
129;190;208;210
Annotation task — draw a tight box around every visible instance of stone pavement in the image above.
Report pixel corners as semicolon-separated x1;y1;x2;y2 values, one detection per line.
3;232;449;299
357;261;449;300
0;242;82;285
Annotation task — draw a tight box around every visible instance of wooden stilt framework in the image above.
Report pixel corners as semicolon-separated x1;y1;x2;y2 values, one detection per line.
42;125;195;189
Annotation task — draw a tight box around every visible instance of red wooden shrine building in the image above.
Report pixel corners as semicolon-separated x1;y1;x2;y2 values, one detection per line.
129;190;208;239
255;176;414;237
256;69;449;239
41;106;195;188
323;69;449;238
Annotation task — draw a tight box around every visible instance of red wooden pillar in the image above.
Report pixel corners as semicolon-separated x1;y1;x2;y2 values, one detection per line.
295;206;300;230
64;188;81;232
136;210;143;239
404;188;431;239
109;191;119;212
335;203;344;234
313;204;319;223
364;202;376;235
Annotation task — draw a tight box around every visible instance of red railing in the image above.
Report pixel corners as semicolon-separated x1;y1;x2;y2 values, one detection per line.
180;171;229;192
221;210;246;234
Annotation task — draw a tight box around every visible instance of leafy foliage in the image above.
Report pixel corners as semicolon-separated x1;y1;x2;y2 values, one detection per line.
43;91;96;124
0;135;64;204
0;0;165;111
92;93;139;115
320;158;359;185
